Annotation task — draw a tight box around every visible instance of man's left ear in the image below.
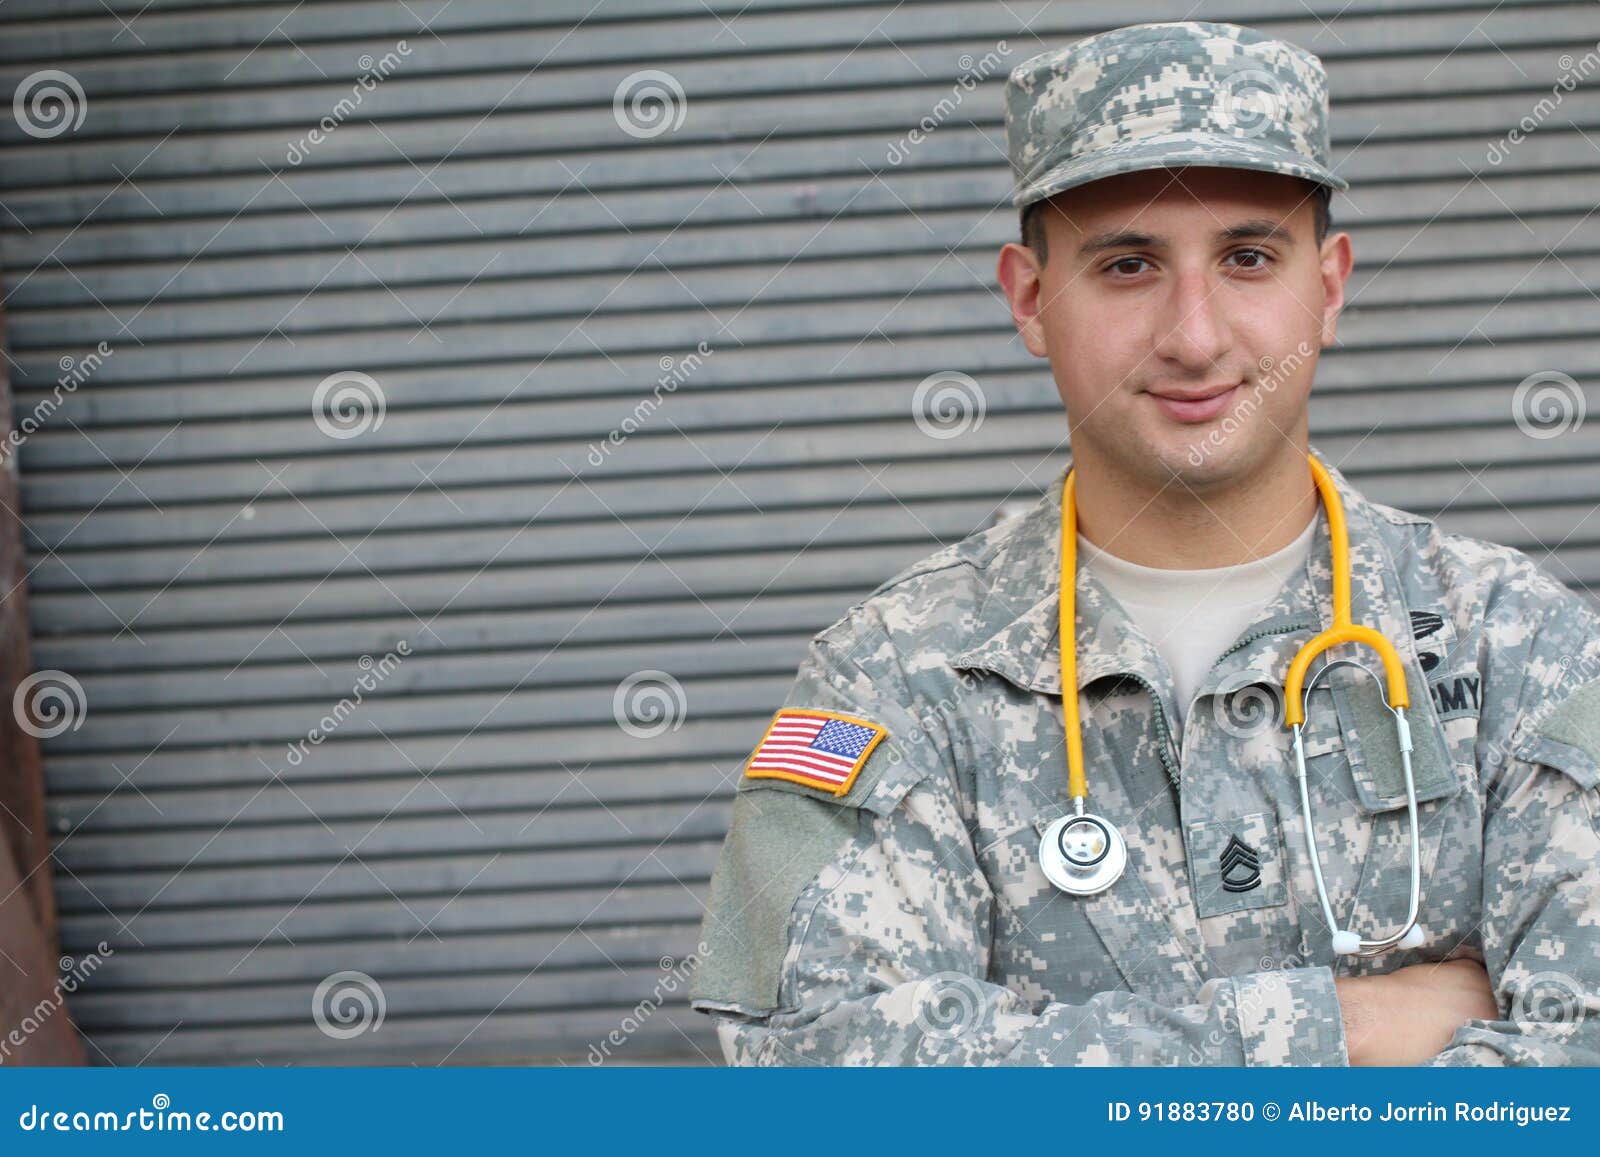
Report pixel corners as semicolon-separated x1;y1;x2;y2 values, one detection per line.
1318;232;1354;349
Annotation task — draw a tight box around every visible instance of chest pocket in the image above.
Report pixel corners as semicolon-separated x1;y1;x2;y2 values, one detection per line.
1185;810;1287;918
1327;661;1462;811
1179;679;1340;925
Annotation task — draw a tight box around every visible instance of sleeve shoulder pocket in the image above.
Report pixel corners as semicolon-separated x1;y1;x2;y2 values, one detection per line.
693;707;931;1017
1512;677;1600;791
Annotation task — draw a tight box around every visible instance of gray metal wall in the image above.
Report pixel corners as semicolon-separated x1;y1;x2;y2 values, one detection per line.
0;0;1596;1065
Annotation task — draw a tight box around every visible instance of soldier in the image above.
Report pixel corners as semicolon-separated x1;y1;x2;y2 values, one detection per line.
688;21;1600;1065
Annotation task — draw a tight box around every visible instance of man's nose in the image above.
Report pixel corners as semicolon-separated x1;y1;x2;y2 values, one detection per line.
1151;267;1234;371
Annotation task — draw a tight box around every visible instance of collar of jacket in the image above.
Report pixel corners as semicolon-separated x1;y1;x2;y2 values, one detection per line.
950;448;1428;725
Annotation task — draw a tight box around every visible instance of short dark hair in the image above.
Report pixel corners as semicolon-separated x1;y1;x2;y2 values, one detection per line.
1019;180;1333;265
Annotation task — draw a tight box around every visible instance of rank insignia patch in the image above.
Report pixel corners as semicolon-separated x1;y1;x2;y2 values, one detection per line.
744;709;888;796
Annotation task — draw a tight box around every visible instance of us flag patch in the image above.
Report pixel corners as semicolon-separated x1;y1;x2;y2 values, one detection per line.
744;709;888;796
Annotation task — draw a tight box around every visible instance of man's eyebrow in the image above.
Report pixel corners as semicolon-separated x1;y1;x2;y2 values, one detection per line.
1216;219;1296;246
1076;229;1159;256
1076;219;1297;255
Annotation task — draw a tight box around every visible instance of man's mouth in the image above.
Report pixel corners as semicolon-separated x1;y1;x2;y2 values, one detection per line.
1144;381;1244;424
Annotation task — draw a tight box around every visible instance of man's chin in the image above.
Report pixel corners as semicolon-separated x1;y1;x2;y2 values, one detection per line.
1074;414;1271;490
1142;427;1247;486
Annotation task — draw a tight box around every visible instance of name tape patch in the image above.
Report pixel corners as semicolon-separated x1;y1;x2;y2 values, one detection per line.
744;709;888;796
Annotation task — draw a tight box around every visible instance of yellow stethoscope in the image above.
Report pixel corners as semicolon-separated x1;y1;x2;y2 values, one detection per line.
1040;452;1426;957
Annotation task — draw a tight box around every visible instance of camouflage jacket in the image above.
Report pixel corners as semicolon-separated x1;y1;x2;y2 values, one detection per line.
689;454;1600;1066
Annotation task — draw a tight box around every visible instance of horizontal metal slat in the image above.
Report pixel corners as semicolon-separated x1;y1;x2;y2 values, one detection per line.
55;838;722;910
54;797;734;872
51;759;748;833
32;589;847;671
75;1003;719;1066
60;879;710;947
67;959;716;1030
41;717;774;792
83;921;710;989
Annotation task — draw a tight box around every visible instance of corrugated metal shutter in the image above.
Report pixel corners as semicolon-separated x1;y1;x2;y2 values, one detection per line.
0;0;1596;1064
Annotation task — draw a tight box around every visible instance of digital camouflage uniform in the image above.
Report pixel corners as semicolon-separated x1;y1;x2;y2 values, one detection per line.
688;21;1600;1064
690;456;1600;1065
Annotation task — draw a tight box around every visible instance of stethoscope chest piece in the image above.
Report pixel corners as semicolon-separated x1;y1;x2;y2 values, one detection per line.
1039;812;1127;896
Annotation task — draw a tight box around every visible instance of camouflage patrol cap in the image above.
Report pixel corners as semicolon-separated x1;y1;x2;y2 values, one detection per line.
1005;21;1347;209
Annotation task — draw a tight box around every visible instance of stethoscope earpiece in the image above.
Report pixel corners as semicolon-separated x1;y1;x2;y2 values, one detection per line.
1331;922;1427;957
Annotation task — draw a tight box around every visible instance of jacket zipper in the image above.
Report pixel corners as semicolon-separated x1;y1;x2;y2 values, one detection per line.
1125;615;1318;789
1124;672;1182;787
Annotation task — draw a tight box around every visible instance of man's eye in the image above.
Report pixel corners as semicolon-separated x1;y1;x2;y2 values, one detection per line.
1106;256;1149;276
1228;248;1271;269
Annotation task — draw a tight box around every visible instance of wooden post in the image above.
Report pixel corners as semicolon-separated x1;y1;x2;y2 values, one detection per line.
0;296;86;1065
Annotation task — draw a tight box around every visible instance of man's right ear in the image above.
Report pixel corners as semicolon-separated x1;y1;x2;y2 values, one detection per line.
996;242;1050;358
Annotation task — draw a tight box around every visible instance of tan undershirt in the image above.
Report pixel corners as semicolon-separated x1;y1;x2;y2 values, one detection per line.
1078;513;1316;729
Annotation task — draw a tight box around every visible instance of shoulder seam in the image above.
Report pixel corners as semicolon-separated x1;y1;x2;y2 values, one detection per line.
867;554;980;599
1366;498;1431;527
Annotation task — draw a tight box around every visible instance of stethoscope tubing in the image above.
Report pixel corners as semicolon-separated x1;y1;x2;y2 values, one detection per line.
1054;453;1425;955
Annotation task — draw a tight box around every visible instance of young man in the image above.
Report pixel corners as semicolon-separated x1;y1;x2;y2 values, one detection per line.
688;21;1600;1065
